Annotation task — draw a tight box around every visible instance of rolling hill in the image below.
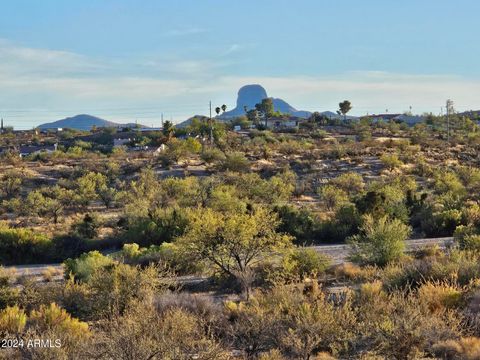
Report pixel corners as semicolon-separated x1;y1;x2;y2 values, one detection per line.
38;114;140;131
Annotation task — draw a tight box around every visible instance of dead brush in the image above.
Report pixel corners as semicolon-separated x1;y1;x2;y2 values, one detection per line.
417;280;464;312
0;266;17;286
42;266;62;282
433;337;480;360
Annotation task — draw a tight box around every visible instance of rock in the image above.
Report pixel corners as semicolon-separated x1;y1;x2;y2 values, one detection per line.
220;84;311;118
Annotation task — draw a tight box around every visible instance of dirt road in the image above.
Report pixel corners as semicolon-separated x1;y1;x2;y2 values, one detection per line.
5;237;454;278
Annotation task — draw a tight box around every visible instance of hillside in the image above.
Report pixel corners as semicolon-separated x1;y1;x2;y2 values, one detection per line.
38;114;139;131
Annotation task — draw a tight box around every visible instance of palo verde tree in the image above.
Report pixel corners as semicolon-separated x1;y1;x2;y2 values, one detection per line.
338;100;352;122
176;206;292;298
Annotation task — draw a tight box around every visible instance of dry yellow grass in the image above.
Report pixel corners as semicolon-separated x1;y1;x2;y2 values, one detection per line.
418;281;463;312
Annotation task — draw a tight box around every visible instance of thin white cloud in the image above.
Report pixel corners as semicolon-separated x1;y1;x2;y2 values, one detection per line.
222;44;241;56
0;38;105;77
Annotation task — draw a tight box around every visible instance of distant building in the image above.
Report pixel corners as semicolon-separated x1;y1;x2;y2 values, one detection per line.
18;144;58;157
113;138;131;147
40;128;63;134
136;127;163;132
366;114;424;126
393;114;424;126
367;114;401;122
265;116;304;129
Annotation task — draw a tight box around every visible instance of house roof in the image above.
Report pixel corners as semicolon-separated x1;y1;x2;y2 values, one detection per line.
19;145;56;154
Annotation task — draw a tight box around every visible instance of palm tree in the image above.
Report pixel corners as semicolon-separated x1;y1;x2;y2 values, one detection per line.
221;104;227;113
215;107;221;115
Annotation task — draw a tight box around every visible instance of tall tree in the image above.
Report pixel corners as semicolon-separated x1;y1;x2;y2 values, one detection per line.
221;104;227;113
177;206;292;298
255;98;274;128
162;120;174;140
338;100;352;122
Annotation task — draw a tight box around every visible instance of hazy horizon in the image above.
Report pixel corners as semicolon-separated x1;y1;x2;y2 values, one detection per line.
1;0;479;130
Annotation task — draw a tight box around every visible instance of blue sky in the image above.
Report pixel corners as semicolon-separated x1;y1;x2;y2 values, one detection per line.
1;0;479;128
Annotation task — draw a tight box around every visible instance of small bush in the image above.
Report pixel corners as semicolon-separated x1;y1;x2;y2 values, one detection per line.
348;215;411;266
433;337;480;360
317;185;349;211
0;267;16;287
0;305;27;333
417;281;463;312
414;244;443;259
282;248;331;280
42;267;61;282
334;262;363;281
218;152;250;172
121;243;141;261
201;148;226;164
64;251;115;282
0;222;52;265
73;213;100;239
380;153;403;171
30;303;90;342
454;225;480;251
358;281;385;303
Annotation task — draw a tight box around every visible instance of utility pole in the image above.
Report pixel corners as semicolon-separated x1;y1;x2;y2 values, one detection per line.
446;99;454;142
209;101;213;145
161;113;164;127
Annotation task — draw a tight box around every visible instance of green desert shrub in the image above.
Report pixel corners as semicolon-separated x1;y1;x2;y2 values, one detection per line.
348;215;411;266
281;248;331;280
0;222;52;265
454;225;480;251
123;206;190;247
218;151;250;172
119;242;201;274
64;251;115;282
200;148;226;164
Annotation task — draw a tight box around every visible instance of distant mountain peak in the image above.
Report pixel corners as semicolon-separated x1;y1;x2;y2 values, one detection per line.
235;84;268;110
221;84;311;118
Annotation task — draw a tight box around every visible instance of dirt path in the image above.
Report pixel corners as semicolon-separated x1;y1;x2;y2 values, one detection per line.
5;237;453;278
